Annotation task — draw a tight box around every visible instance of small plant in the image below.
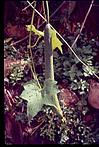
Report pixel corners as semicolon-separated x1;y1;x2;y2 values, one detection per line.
4;0;99;144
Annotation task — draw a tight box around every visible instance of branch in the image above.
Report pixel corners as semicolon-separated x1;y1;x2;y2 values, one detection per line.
22;1;35;11
42;1;47;21
10;35;28;46
46;1;50;23
36;1;66;28
31;119;45;135
50;1;66;18
27;1;47;22
28;1;36;78
71;0;94;48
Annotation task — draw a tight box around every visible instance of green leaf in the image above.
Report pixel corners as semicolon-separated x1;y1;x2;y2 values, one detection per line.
63;60;71;67
26;25;44;37
76;71;83;77
74;57;79;64
20;80;43;118
71;82;78;90
20;79;62;119
83;66;97;76
83;72;89;77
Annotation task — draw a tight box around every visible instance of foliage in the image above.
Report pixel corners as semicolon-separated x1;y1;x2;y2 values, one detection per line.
20;80;43;118
40;104;96;144
54;30;99;94
9;64;24;83
33;23;99;144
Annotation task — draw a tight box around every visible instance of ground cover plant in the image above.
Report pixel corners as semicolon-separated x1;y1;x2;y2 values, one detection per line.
4;0;99;144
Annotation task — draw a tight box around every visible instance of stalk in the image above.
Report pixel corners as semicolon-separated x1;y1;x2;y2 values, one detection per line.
44;1;64;119
44;23;63;118
44;24;54;80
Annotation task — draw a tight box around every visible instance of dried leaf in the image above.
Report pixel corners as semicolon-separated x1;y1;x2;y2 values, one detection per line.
51;29;63;53
26;25;44;37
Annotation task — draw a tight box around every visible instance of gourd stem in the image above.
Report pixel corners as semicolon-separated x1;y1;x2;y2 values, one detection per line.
44;24;63;118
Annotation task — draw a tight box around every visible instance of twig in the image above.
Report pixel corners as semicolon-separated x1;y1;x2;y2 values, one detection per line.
27;62;36;80
11;45;18;52
36;3;43;29
10;45;26;56
28;1;36;63
28;2;41;89
71;0;94;48
30;36;41;48
27;1;47;22
31;119;45;135
38;1;66;28
44;1;64;118
10;35;28;46
22;1;35;11
42;1;47;21
46;1;50;23
50;1;66;18
27;0;99;80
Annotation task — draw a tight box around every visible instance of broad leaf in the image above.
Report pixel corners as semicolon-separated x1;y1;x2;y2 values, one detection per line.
20;79;62;119
20;80;43;118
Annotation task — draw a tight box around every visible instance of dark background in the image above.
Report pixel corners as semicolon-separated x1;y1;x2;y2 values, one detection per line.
4;0;99;36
